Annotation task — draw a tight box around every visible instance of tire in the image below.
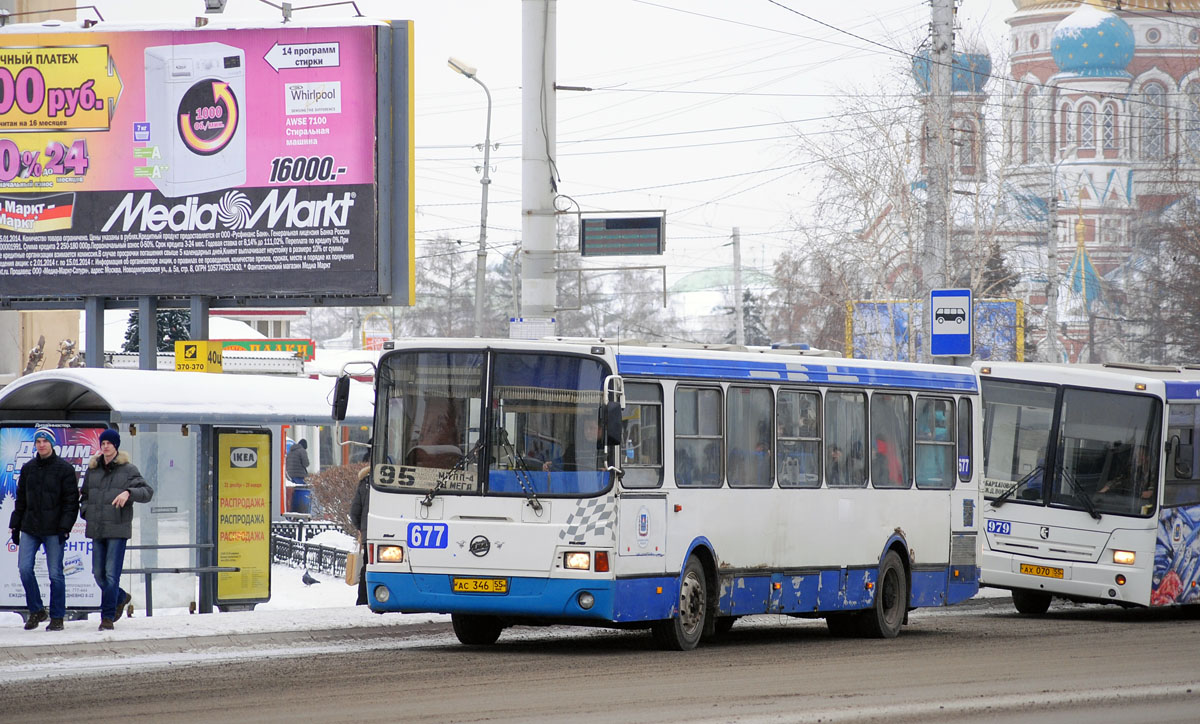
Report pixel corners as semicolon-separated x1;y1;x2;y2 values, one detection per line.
859;550;907;639
451;614;503;645
936;316;945;324
650;556;708;651
825;612;861;637
1011;589;1052;615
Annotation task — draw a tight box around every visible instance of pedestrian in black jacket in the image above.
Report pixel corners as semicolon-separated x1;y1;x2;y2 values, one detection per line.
349;466;370;605
80;428;154;631
8;428;79;631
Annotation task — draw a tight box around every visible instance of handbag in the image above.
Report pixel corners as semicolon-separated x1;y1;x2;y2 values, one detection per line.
344;533;362;586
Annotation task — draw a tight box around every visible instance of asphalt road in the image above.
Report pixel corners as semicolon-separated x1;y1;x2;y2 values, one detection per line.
3;598;1199;723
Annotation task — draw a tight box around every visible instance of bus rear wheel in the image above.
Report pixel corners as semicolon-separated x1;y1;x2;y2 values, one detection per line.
651;556;708;651
860;550;907;639
451;614;503;645
1011;589;1052;615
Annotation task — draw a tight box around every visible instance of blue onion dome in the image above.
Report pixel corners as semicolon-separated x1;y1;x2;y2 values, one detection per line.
911;50;992;94
1051;3;1134;77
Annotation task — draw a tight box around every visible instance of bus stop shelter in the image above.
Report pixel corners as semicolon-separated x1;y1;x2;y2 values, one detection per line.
0;368;373;617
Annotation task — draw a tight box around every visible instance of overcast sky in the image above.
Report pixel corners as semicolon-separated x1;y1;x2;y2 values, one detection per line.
34;0;1014;293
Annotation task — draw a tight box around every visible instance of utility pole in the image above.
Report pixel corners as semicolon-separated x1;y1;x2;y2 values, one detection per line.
733;227;744;345
518;0;558;336
1045;191;1060;363
921;0;955;361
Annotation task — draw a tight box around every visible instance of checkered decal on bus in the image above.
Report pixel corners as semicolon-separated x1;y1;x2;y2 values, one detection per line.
559;497;614;541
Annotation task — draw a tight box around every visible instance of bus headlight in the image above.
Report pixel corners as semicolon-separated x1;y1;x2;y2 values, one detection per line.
1113;550;1136;565
378;545;405;563
374;585;390;603
564;552;591;570
577;592;595;610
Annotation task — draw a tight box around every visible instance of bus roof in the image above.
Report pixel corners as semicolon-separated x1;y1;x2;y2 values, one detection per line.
975;361;1200;402
377;337;978;392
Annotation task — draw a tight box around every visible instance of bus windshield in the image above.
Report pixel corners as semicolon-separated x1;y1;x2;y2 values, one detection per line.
982;379;1161;517
374;349;611;497
488;352;611;497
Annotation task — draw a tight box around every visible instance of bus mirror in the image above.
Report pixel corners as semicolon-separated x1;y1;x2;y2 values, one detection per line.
332;375;351;422
604;401;623;447
1176;442;1193;479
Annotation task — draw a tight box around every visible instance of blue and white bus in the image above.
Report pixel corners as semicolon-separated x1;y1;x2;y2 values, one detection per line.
977;361;1200;613
334;339;981;649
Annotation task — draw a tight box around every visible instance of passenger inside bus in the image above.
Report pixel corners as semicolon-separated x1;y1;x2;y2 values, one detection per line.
409;399;464;469
542;416;604;472
873;437;904;487
1098;445;1156;501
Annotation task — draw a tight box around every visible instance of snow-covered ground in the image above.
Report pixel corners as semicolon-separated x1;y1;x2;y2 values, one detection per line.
0;529;449;650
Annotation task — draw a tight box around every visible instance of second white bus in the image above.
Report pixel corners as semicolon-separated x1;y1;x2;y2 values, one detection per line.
977;361;1200;612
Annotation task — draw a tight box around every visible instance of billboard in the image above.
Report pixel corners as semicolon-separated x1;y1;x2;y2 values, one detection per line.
0;20;413;305
0;425;104;611
847;299;1024;362
214;427;271;605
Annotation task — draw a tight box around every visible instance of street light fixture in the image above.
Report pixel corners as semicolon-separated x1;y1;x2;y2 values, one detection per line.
448;56;493;338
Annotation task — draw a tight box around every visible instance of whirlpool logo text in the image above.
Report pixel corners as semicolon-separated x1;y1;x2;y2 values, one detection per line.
100;188;355;233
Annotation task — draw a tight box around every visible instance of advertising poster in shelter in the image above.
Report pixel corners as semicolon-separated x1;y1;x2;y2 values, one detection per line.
214;427;271;605
0;425;103;611
0;22;386;298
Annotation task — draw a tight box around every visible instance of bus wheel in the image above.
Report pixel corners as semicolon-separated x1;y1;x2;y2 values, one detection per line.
651;556;708;650
451;614;503;645
861;550;907;639
1011;589;1052;615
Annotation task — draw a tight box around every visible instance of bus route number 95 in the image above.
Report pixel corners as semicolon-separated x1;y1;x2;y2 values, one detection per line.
408;522;448;549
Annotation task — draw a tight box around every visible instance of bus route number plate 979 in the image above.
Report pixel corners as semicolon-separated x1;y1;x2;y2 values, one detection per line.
452;577;508;594
1019;563;1063;579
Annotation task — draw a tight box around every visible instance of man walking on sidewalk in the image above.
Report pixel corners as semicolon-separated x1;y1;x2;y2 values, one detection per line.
81;428;154;631
8;428;80;631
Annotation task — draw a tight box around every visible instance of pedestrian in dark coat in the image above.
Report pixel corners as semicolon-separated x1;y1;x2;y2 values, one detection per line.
80;428;153;631
8;428;79;631
349;466;370;605
286;439;310;484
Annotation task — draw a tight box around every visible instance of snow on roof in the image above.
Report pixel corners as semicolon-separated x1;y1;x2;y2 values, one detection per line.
0;368;372;426
1055;4;1113;36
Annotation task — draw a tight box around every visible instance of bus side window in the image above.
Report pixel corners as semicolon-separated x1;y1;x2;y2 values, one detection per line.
778;389;821;488
1166;421;1200;507
916;397;955;489
623;382;664;489
957;398;972;483
826;391;867;488
675;386;723;488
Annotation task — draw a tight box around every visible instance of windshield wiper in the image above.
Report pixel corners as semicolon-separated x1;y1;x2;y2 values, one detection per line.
992;466;1042;507
495;428;542;513
421;439;482;508
1060;468;1101;521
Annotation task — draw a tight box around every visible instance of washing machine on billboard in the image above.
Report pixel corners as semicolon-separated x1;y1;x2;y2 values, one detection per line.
144;43;247;198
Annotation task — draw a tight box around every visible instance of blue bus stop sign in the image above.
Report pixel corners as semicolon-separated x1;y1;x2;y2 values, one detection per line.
930;288;972;357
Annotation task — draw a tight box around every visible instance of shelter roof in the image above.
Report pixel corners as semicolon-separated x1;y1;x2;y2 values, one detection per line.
0;369;373;426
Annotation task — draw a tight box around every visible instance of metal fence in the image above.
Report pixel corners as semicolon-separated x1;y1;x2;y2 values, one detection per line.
270;521;350;578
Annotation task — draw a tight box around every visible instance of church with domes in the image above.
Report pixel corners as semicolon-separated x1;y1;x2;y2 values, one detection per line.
999;0;1200;363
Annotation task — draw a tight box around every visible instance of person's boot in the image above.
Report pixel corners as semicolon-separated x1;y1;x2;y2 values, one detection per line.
114;591;132;621
46;618;64;631
98;619;114;631
23;610;47;630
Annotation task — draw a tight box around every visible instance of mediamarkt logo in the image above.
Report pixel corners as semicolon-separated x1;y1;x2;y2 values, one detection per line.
101;188;355;232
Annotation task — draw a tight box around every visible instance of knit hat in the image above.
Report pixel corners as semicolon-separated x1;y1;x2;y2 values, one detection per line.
33;428;54;444
99;428;121;450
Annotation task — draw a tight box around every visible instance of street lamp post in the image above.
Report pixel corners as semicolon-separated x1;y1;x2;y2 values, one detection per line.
1045;144;1077;363
448;57;493;338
